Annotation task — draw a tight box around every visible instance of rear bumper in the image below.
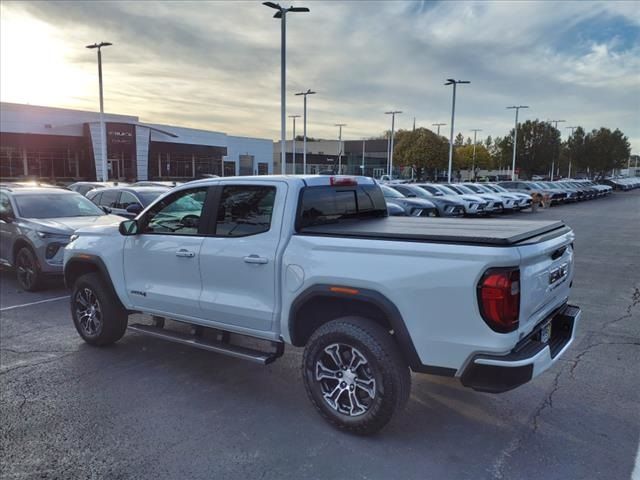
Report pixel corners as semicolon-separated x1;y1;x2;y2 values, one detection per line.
460;304;580;393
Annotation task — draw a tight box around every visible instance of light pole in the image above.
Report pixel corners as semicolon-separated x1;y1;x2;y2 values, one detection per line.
385;110;402;177
295;89;316;174
86;41;112;182
335;123;346;174
471;128;482;181
506;105;529;180
263;2;309;175
432;123;446;136
361;139;366;176
566;126;578;178
548;119;565;179
289;114;300;174
445;79;470;182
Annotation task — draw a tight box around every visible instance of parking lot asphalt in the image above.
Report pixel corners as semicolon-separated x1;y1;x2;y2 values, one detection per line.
1;191;639;480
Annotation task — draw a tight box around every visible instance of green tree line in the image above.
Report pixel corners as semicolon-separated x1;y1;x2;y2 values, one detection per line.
391;121;631;179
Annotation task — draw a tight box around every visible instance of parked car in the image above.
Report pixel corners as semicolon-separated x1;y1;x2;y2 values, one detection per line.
498;181;564;205
432;184;489;216
87;186;170;218
461;183;520;211
64;175;581;434
386;202;406;216
389;184;466;217
379;185;437;217
68;181;129;196
538;182;578;203
484;183;532;209
0;185;122;291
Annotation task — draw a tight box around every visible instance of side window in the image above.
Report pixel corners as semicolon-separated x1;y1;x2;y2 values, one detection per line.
215;185;275;237
119;191;140;209
0;193;15;218
143;187;208;235
100;190;120;208
88;191;102;204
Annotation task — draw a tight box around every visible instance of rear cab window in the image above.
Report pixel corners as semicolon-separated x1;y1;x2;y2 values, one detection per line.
296;183;387;230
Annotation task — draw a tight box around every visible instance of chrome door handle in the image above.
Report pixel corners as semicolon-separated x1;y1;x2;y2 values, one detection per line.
243;255;268;265
176;249;196;258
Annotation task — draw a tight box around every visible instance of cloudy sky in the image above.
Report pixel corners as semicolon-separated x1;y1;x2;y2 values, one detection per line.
1;1;639;152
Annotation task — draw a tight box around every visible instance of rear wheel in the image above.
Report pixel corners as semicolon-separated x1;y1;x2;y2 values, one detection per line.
303;316;410;435
15;247;43;292
71;273;128;346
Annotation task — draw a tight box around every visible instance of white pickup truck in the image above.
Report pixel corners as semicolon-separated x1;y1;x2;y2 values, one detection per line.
64;175;580;434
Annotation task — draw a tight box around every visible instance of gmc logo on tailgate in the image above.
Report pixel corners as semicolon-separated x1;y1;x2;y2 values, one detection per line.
549;263;569;286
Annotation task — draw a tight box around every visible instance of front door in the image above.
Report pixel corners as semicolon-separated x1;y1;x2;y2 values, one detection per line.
107;159;119;180
198;182;285;332
123;186;210;319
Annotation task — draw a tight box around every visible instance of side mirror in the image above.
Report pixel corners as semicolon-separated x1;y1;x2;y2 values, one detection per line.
119;219;139;236
101;206;112;214
126;204;142;215
406;193;417;198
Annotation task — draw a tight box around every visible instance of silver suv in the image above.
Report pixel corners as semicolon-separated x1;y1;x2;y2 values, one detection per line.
0;184;122;291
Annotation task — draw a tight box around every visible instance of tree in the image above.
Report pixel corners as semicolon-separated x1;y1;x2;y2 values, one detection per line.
393;127;449;179
454;144;492;170
501;120;561;178
582;128;630;179
454;133;465;147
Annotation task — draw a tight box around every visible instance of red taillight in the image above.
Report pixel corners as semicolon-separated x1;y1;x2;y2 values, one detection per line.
477;268;520;333
330;176;358;186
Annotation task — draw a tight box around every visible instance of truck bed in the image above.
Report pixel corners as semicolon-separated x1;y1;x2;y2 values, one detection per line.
298;217;568;246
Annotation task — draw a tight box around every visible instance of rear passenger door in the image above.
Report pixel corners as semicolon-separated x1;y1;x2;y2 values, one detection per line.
198;182;286;333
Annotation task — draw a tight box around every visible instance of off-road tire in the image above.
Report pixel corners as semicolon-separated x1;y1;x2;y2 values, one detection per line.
302;316;411;435
71;273;128;346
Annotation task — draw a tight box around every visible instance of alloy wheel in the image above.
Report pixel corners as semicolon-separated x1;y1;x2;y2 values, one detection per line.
315;343;377;417
74;288;103;337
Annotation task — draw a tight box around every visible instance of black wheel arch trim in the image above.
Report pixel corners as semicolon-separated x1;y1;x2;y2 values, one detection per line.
64;255;127;311
289;284;456;376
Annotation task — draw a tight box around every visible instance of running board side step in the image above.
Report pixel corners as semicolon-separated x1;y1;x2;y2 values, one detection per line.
127;323;284;365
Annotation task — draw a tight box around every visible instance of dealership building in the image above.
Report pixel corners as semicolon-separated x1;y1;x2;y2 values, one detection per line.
0;102;273;182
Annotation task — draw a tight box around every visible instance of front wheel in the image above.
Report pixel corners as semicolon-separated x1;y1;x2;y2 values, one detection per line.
302;316;411;435
15;247;43;292
71;273;128;346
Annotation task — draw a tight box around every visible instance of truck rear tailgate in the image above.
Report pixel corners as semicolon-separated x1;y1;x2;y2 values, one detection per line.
299;217;569;246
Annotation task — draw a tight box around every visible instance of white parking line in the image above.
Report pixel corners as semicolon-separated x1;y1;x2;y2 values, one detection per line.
632;442;640;480
0;295;70;312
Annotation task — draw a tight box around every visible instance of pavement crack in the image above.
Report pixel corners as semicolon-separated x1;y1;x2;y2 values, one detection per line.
0;352;75;375
605;286;640;327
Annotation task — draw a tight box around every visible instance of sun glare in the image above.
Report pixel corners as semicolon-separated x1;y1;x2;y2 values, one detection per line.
0;7;94;108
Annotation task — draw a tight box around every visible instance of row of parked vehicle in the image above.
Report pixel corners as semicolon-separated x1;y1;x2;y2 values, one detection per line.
601;176;640;191
379;178;620;217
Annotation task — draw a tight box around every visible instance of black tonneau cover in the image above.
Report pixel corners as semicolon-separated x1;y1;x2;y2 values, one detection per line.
298;217;568;246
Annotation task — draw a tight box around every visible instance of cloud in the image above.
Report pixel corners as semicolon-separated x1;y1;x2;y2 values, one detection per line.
2;0;639;152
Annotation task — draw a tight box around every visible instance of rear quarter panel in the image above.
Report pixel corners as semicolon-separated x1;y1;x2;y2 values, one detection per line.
281;235;523;372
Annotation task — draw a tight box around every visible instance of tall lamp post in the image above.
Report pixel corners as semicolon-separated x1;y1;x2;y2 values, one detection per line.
361;138;366;176
263;2;309;175
506;105;529;181
432;123;446;136
86;41;112;182
548;119;565;179
385;111;402;177
566;126;578;178
334;124;346;174
289;115;300;174
295;89;316;174
445;79;470;182
471;128;482;181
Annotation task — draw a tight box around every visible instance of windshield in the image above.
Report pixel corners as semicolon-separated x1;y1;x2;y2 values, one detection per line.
438;185;459;195
380;185;405;198
15;193;105;218
415;185;441;196
456;185;477;194
528;182;544;189
138;190;167;205
462;184;482;193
